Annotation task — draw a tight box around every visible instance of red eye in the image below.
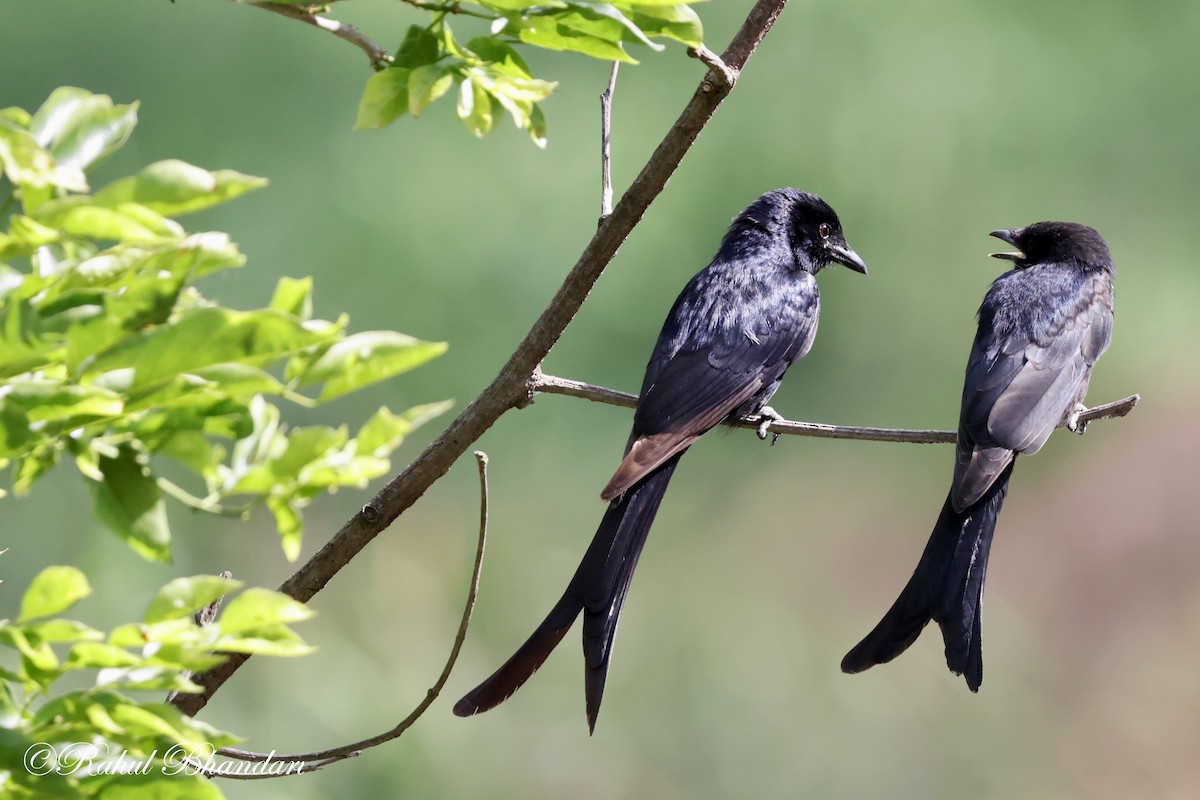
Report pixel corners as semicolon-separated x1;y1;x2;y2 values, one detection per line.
818;223;831;237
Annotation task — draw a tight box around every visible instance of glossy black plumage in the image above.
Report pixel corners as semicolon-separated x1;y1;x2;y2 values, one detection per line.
841;221;1115;690
454;188;867;730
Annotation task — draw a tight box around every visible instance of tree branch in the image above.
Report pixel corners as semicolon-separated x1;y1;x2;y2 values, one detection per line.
172;0;792;717
251;2;393;69
531;370;1141;444
200;453;490;779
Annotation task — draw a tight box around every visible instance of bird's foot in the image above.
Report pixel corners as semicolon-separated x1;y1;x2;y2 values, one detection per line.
1066;403;1089;434
756;406;784;444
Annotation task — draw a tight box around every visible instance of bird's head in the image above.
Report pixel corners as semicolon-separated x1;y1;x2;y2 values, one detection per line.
722;188;868;276
785;190;869;276
989;222;1113;273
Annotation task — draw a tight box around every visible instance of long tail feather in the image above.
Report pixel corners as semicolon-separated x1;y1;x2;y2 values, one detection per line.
841;462;1013;690
454;454;683;731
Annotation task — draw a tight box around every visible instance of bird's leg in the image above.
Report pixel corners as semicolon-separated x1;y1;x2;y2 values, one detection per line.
1066;402;1089;434
755;406;784;443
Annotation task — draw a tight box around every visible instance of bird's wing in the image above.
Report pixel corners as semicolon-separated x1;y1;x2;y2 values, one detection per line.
954;273;1113;509
601;306;817;501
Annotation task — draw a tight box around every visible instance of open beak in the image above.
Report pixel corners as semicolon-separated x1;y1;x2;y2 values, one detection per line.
827;241;869;275
988;228;1024;262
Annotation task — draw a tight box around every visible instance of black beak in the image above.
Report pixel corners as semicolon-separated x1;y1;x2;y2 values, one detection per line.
988;228;1024;262
827;241;869;275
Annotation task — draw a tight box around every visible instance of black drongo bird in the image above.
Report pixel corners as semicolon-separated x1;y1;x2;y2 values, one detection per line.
454;188;867;731
841;221;1115;691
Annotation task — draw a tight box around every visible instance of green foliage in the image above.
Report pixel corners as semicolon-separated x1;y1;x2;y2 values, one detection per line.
343;0;704;145
0;565;312;798
0;89;450;561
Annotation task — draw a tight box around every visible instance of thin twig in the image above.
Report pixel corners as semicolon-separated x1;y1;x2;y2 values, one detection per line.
173;0;791;717
600;62;620;220
251;3;393;70
531;370;1140;445
201;454;490;779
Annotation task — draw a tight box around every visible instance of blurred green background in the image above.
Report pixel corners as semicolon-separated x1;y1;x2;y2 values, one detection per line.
3;0;1199;797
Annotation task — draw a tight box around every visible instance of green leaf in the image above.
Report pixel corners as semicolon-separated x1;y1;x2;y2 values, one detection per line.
409;64;456;117
356;68;412;130
83;442;171;562
108;617;203;648
0;381;124;457
212;625;314;656
266;494;303;562
571;1;664;50
96;665;200;692
457;77;496;138
465;37;535;79
93;159;268;216
395;24;441;69
5;214;61;251
0;119;87;192
83;307;337;388
218;588;313;635
471;70;557;133
13;445;60;496
0;625;59;671
28;87;106;147
155;430;220;474
355;400;454;457
145;575;244;624
529;103;548;148
0;626;62;685
18;565;92;622
0;105;32;127
231;425;346;494
33;197;183;241
269;275;313;319
41;96;138;173
191;363;286;398
66;641;142;669
28;618;104;644
293;331;447;403
514;13;637;62
625;3;703;45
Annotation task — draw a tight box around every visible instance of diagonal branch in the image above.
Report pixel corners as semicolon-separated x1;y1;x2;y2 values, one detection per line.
531;371;1141;444
173;0;792;717
201;453;490;779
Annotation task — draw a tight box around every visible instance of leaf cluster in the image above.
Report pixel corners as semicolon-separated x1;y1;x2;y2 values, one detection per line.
347;0;704;144
0;564;312;799
0;88;450;561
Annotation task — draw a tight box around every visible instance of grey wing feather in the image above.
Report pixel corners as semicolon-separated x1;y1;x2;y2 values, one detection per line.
954;274;1113;510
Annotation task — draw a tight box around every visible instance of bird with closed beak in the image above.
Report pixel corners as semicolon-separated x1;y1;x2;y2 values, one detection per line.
841;221;1115;691
455;188;868;731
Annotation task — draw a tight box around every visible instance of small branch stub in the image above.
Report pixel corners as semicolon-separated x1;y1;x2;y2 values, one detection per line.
688;44;738;89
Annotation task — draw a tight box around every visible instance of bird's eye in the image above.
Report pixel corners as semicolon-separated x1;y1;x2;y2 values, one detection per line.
818;223;831;238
